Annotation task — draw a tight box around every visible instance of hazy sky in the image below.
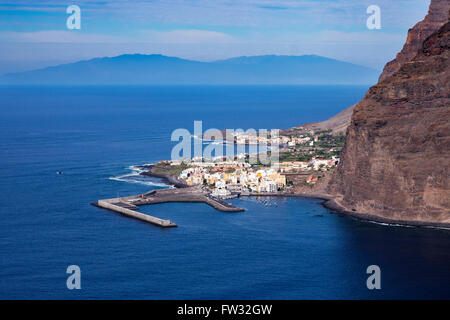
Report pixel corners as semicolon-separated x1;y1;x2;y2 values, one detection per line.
0;0;430;74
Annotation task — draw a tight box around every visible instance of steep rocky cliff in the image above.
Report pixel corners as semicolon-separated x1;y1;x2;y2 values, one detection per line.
308;0;449;134
379;0;450;81
328;16;450;225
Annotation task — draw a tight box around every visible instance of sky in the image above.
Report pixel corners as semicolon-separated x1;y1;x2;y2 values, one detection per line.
0;0;431;74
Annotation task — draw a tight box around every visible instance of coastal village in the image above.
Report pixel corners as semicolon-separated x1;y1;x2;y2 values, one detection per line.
94;126;346;228
150;127;343;199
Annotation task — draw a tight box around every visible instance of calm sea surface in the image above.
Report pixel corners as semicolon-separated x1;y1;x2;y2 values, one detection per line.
0;86;449;299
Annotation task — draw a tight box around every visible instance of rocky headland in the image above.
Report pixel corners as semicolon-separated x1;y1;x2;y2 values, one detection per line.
327;8;450;227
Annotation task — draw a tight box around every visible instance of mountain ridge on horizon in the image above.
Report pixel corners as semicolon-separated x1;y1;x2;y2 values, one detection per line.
1;53;379;85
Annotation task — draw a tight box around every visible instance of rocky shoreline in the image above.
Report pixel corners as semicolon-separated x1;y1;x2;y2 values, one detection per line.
244;191;450;229
139;164;189;188
322;198;450;230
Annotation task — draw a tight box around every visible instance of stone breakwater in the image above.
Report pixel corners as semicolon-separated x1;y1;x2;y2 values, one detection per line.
94;198;178;228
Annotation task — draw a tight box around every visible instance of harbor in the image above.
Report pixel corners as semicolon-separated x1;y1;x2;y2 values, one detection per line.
93;186;244;227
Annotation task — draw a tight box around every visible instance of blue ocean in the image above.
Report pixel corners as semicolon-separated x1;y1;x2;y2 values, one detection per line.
0;85;449;299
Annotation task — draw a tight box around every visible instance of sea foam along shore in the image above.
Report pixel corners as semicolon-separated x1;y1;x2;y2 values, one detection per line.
109;165;174;188
139;164;189;188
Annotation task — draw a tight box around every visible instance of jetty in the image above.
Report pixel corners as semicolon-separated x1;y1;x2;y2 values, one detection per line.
94;186;244;227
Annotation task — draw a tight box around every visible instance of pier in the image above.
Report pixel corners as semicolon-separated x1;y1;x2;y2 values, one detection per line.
95;199;178;228
94;187;244;227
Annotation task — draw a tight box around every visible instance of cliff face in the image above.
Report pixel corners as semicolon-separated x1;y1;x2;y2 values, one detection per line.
308;0;449;134
379;0;450;82
328;17;450;224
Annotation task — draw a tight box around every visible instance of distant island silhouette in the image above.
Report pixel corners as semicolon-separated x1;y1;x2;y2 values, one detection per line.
1;54;378;85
